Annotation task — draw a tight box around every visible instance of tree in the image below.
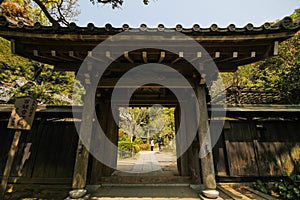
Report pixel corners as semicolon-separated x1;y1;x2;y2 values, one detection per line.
1;0;80;26
90;0;149;9
119;106;175;144
0;0;84;104
0;0;150;26
119;107;148;141
0;37;84;105
221;8;300;104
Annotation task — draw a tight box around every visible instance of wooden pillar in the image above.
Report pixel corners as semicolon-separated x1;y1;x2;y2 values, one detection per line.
90;99;108;184
186;99;201;183
90;90;119;183
195;83;217;191
175;105;189;176
103;99;118;176
72;85;94;189
174;106;181;175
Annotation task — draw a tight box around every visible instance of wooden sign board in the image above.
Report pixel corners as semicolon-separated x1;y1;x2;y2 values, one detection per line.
7;96;38;130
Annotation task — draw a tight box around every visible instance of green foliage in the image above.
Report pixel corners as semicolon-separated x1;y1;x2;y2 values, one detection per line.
118;141;140;158
119;106;175;146
221;8;300;104
236;30;300;104
275;174;300;200
223;33;300;104
0;37;84;105
253;174;300;199
252;180;273;195
291;8;300;20
1;0;80;26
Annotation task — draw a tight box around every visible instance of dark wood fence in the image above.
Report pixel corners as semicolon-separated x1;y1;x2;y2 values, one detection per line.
214;119;300;181
0;116;79;184
0;106;299;184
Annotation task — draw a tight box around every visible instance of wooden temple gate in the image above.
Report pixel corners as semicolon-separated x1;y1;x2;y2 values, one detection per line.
0;15;299;199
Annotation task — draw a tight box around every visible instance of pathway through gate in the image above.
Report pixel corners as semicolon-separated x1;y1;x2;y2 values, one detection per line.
114;150;178;176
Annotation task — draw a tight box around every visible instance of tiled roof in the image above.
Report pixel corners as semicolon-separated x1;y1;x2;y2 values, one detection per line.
0;15;299;73
0;15;299;35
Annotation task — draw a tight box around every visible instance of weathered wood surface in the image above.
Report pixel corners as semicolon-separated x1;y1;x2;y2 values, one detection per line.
223;122;259;176
31;122;78;179
196;84;217;190
217;183;279;200
174;106;181;176
0;120;78;184
89;93;119;184
213;132;227;176
214;120;300;178
0;130;22;198
72;88;95;189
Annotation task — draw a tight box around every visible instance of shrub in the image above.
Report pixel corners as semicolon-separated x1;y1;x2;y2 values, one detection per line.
118;141;140;158
252;180;273;195
253;174;300;200
275;174;300;200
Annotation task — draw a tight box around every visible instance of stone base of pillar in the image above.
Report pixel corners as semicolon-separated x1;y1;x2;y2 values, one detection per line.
65;189;90;200
199;194;223;200
199;189;223;200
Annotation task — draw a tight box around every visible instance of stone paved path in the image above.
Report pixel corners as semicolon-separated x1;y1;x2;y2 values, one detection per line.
132;151;162;173
114;150;177;176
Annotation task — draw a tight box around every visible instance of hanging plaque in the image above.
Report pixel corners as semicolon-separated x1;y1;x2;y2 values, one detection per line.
7;96;38;130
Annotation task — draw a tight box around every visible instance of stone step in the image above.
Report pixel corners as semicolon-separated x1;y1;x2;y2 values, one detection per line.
99;176;191;184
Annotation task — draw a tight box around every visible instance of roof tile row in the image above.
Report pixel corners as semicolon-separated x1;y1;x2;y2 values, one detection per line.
0;15;299;35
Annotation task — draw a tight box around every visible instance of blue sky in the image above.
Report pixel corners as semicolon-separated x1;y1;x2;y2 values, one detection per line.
76;0;300;27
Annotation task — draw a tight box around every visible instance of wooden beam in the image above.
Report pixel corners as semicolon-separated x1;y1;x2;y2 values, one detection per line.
33;50;38;57
233;51;238;58
190;52;202;62
106;51;114;61
215;51;220;58
10;39;15;54
171;52;183;64
142;51;147;63
51;50;56;57
158;51;165;63
98;77;195;88
87;51;103;63
69;51;83;61
273;41;279;55
124;51;134;63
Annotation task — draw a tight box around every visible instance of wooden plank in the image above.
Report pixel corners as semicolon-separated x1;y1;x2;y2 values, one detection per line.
0;130;22;198
255;121;300;176
54;123;78;178
217;185;251;200
124;51;134;63
224;122;259;176
243;186;279;200
158;51;166;63
213;132;228;176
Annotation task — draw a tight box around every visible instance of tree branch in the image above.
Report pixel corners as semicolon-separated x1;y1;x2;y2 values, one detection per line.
32;0;59;25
